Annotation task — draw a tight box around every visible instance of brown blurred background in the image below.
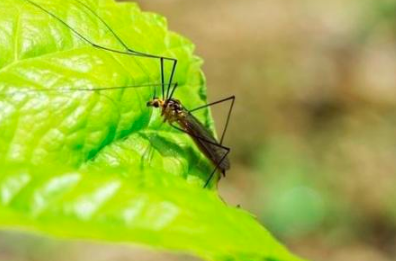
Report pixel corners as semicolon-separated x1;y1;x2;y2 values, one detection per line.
2;0;396;260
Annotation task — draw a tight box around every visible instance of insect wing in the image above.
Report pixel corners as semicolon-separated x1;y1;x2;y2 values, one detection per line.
182;112;230;171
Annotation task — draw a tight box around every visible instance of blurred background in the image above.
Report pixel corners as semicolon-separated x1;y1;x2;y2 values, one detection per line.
1;0;396;260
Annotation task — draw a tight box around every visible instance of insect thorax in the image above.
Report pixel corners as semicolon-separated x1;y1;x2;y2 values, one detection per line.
162;99;186;123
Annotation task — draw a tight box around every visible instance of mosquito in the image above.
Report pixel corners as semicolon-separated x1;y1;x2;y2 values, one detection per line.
17;0;235;187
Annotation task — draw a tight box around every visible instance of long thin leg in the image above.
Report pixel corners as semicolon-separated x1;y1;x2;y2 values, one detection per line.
203;148;230;188
166;60;178;99
168;82;179;101
6;83;202;100
72;0;177;64
24;0;178;97
72;0;179;98
24;0;170;60
72;0;137;54
188;96;235;145
9;83;170;95
189;96;235;113
72;0;179;88
170;124;231;188
160;58;165;99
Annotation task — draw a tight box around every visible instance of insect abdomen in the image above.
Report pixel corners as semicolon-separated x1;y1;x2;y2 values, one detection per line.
178;113;230;172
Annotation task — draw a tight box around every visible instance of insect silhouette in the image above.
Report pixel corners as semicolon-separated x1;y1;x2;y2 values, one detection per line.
14;0;235;187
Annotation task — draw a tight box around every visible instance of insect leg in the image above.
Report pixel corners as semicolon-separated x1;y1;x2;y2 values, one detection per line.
166;59;178;99
203;147;230;188
170;123;231;188
71;0;176;61
168;82;179;100
71;0;178;99
24;0;177;98
188;96;235;145
160;58;165;99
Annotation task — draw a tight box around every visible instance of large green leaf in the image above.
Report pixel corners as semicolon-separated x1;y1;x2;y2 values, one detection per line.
0;0;306;260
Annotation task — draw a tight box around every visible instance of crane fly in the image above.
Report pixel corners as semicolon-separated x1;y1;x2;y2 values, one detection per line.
6;0;235;187
147;85;234;187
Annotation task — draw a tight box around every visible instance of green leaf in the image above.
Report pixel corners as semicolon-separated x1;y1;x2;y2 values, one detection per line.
0;0;307;260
